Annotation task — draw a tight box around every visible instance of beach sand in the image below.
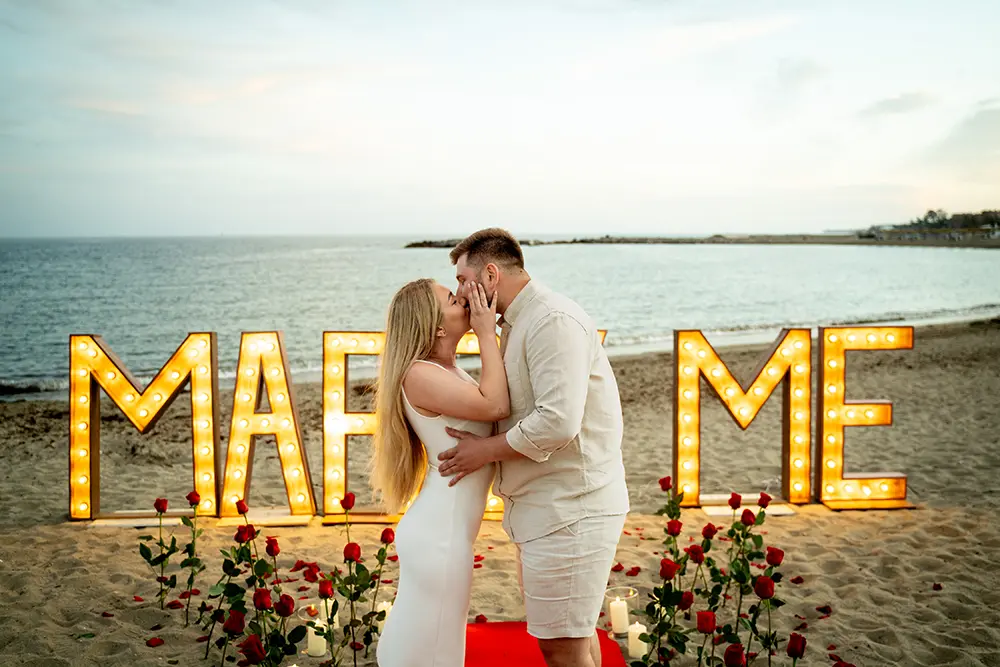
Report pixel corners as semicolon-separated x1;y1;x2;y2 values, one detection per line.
1;320;999;666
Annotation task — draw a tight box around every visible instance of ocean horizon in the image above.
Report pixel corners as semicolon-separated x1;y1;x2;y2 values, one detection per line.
2;236;998;399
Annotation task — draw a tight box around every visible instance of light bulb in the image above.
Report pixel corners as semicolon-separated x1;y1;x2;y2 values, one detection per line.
77;369;88;377
767;367;778;376
828;385;838;394
245;368;255;377
260;418;270;428
863;486;872;496
682;414;692;424
793;482;803;491
846;410;856;419
828;360;838;368
285;443;295;454
825;485;835;494
138;409;148;418
88;350;98;358
739;407;750;417
886;334;896;343
106;371;116;380
683;342;693;351
725;388;736;397
793;388;803;398
267;342;276;352
711;368;722;378
79;502;89;512
188;349;199;358
199;339;208;349
367;340;376;348
239;419;249;428
282;419;291;428
880;483;889;492
682;461;692;470
198;365;208;375
754;387;765;396
233;470;242;479
242;393;251;402
171;371;181;380
125;393;135;402
794;435;804;444
236;445;246;454
153;393;162;402
865;410;874;418
79;395;88;404
270;368;280;377
827;460;836;469
332;470;342;480
844;485;854;494
827;435;836;444
297;493;306;503
866;334;876;343
794;364;806;374
200;420;210;429
78;342;88;351
780;348;790;357
847;334;856;343
794;411;804;421
79;475;88;484
276;394;285;402
827;410;837;419
332;365;341;375
78;448;87;457
682;484;692;494
332;391;342;401
201;447;211;456
682;390;693;400
828;334;838;342
682;437;692;446
793;459;803;468
199;393;209;402
488;498;499;507
794;341;804;349
203;473;211;482
291;468;301;478
201;499;213;510
683;366;693;376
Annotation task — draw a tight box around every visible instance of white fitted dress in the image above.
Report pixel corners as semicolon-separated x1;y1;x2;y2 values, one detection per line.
376;361;495;667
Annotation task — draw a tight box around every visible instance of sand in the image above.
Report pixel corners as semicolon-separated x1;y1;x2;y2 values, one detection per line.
1;320;999;666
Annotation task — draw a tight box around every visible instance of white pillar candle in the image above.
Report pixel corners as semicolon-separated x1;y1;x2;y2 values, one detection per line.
306;616;328;657
627;622;648;658
609;596;629;634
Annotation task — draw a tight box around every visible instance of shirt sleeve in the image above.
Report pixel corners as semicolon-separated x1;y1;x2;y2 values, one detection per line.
505;312;592;462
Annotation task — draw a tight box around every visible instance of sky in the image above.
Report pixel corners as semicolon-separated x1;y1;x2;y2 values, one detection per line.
0;0;998;238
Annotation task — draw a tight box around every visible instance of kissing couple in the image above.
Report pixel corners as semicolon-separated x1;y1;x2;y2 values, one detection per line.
372;228;630;667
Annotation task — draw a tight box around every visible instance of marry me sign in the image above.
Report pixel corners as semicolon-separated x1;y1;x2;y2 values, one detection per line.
67;325;913;523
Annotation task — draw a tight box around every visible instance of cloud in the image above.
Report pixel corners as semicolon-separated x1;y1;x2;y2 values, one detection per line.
925;107;1000;183
858;92;935;118
775;57;825;92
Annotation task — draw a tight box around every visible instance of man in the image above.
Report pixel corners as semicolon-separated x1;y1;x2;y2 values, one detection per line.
437;228;629;667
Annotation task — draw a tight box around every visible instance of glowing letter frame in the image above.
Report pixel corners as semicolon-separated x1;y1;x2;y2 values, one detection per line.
815;326;913;509
673;329;813;507
219;332;317;518
321;331;506;523
69;333;220;520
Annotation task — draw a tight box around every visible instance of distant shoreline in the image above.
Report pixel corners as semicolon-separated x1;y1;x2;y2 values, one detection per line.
405;234;1000;250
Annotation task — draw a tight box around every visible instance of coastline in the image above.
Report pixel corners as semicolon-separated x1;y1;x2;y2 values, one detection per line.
405;234;1000;250
0;318;998;665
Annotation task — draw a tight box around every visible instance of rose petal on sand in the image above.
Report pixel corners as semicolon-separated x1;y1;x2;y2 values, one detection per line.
474;564;483;569
298;586;309;592
133;596;144;602
101;611;114;617
166;600;184;610
794;622;808;631
933;583;943;591
475;614;488;623
381;579;394;584
791;576;804;584
197;636;210;643
474;555;485;562
816;605;833;615
611;562;624;572
388;555;399;562
626;566;641;576
828;644;837;650
146;637;164;647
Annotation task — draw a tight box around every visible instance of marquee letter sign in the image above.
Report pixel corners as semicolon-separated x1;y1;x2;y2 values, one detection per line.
68;326;910;521
220;332;316;517
320;331;506;523
815;326;914;509
69;333;220;520
673;329;813;507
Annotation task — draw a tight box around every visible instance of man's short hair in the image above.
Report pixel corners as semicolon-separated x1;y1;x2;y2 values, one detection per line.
449;228;525;270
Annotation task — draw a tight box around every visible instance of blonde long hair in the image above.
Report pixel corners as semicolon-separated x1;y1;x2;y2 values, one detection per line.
370;278;443;513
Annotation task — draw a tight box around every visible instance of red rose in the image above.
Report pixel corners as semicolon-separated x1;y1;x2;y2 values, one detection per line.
341;492;356;511
696;610;716;634
659;558;680;580
186;491;201;507
238;634;267;665
754;575;775;600
265;536;280;558
658;476;672;492
724;643;746;667
766;547;784;567
728;493;741;510
146;637;164;647
685;544;705;564
758;492;772;509
275;594;295;618
787;632;807;659
236;499;249;515
678;591;694;611
223;609;246;635
253;588;272;611
381;528;395;545
666;520;682;536
235;524;257;543
741;509;756;526
319;579;334;599
344;542;361;562
153;498;168;514
702;524;718;540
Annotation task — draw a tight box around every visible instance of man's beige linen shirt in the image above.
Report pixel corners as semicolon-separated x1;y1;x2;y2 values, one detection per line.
496;280;629;543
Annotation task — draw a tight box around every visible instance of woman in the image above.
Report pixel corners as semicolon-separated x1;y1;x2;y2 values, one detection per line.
372;278;509;667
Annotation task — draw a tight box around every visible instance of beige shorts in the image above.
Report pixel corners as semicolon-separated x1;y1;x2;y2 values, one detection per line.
515;514;627;640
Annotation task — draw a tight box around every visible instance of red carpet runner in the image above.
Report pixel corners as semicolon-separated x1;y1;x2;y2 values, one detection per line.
464;622;626;666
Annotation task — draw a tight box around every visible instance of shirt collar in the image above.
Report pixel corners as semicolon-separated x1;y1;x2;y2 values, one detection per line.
498;279;540;328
